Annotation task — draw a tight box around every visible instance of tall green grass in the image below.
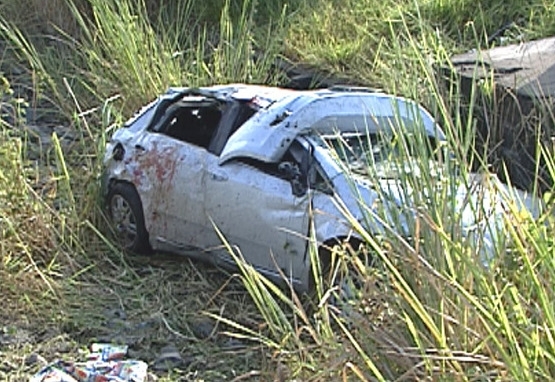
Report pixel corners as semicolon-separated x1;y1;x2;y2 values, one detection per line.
60;0;287;115
0;73;88;322
285;0;555;91
214;10;555;381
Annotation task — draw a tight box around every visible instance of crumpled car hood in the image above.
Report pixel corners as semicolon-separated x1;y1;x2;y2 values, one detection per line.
219;91;444;165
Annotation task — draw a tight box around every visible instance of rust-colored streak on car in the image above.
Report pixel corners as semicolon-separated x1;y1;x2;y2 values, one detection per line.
134;141;180;231
131;141;180;186
130;161;144;188
152;146;178;184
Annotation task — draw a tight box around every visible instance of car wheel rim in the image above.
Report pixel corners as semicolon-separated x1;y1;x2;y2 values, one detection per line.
110;194;137;248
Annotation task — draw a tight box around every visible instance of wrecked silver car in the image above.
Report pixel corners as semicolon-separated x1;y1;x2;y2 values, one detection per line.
102;84;540;292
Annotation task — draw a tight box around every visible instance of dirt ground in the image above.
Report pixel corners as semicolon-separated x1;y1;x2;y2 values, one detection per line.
1;253;281;381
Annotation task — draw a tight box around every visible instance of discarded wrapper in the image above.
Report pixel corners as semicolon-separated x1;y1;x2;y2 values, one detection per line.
30;343;148;382
30;362;78;382
89;343;129;362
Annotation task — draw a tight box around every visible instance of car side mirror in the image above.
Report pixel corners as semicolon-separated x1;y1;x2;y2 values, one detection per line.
278;161;301;180
278;161;307;197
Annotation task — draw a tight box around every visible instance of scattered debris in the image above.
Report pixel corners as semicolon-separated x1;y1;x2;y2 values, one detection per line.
31;343;148;382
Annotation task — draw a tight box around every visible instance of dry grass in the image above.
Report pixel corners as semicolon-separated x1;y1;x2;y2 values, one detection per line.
1;254;278;380
60;254;275;380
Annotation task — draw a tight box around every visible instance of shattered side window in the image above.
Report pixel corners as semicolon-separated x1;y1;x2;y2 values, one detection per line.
158;104;223;149
235;148;298;180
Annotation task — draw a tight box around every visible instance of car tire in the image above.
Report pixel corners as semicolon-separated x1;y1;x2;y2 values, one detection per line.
106;182;151;254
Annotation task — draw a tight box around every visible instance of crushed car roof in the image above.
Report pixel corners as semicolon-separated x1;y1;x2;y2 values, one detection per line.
155;84;445;164
166;84;297;105
198;85;447;164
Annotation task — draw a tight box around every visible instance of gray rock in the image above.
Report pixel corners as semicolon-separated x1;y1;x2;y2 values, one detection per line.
152;343;186;371
189;318;215;340
24;352;47;366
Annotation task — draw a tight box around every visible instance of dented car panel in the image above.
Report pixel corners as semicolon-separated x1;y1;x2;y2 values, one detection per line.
103;84;542;292
105;132;209;256
203;154;310;283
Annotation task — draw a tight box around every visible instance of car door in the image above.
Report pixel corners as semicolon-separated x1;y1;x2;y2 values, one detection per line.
129;131;208;253
202;153;311;283
128;99;223;253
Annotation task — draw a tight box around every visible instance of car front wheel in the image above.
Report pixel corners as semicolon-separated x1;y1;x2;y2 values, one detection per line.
107;182;151;254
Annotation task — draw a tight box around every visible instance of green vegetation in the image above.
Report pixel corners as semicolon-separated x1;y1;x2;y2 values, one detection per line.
1;0;555;380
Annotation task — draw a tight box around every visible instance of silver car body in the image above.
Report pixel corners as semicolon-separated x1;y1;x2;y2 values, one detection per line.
103;84;541;291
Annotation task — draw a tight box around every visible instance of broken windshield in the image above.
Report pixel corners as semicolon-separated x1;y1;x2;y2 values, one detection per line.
314;132;447;180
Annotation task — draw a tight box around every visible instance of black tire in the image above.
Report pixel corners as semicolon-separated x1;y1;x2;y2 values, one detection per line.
106;182;151;254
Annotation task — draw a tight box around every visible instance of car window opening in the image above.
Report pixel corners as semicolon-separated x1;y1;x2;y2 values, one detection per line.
163;105;222;149
234;142;332;194
208;102;257;156
319;132;444;178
